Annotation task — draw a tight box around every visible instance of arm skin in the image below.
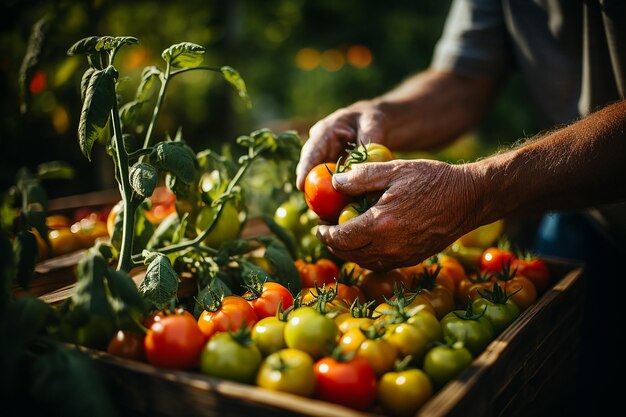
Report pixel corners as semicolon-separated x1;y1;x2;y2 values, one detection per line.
316;100;626;270
295;70;499;190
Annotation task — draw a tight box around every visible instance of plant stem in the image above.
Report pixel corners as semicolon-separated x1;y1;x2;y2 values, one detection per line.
141;62;171;154
111;97;135;272
170;65;222;78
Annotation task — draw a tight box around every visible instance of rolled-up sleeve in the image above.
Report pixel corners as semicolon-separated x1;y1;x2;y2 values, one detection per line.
431;0;512;78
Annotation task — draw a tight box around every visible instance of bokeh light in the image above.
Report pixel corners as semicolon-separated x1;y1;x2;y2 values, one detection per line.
295;47;321;70
320;49;344;72
347;45;372;68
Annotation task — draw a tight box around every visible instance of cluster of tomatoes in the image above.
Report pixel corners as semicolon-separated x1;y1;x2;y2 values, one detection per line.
104;240;549;416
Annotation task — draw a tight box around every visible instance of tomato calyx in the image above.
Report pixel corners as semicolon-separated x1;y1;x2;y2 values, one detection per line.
329;345;358;363
242;274;266;301
416;265;442;291
452;302;488;321
228;323;256;347
492;260;518;282
358;321;386;341
392;355;414;372
348;299;377;319
304;282;344;316
196;287;225;313
478;281;521;305
467;269;494;285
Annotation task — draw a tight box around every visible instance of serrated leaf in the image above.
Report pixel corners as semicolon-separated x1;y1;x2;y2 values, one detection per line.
72;252;112;317
13;231;37;289
154;141;196;184
129;162;157;198
119;99;145;127
67;36;99;55
95;36;138;52
78;67;117;160
36;161;75;180
138;254;178;310
256;235;301;295
162;42;205;69
193;278;232;318
136;66;161;100
220;66;251;108
80;68;95;102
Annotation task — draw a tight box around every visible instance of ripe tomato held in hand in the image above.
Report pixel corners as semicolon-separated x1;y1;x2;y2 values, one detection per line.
304;163;353;223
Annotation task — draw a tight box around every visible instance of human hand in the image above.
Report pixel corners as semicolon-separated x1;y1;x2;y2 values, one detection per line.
316;159;483;270
295;100;387;190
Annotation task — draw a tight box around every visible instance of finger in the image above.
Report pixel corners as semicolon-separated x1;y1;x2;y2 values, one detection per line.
357;111;385;144
332;162;394;196
316;210;374;251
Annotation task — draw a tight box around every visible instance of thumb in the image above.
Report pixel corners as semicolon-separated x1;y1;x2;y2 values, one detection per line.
332;162;392;195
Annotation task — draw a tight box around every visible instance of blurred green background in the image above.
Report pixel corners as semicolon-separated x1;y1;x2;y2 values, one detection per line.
0;0;538;197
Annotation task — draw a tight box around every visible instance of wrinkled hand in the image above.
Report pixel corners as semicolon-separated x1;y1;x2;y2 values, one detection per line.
296;100;387;190
316;159;482;270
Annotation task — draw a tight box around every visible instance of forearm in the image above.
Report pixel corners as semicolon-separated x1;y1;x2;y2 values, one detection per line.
473;100;626;224
373;70;499;151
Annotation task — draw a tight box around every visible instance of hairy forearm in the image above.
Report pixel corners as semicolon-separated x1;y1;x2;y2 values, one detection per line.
473;100;626;224
373;70;499;151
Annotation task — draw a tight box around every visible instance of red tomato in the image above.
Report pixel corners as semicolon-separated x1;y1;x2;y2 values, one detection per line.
197;296;258;339
314;356;377;410
243;281;294;319
107;330;145;361
513;256;550;294
144;313;205;370
303;163;353;223
481;247;516;273
358;269;407;305
295;258;339;288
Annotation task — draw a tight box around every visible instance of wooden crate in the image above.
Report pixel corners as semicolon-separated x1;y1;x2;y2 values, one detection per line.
76;258;583;417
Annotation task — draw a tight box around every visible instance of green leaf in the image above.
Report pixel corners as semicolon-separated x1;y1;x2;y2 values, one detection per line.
67;36;99;55
136;66;161;100
138;253;179;310
78;67;117;160
220;66;251;108
13;231;37;289
194;278;232;318
95;35;138;52
162;42;205;69
172;212;188;245
119;99;145;127
106;267;145;312
24;210;49;254
238;259;271;285
256;235;301;294
36;161;75;180
80;68;95;102
72;252;112;318
129;162;157;198
0;191;17;230
134;204;155;250
153;141;197;184
22;181;48;211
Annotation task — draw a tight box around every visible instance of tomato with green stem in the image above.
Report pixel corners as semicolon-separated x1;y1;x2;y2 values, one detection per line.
197;294;258;339
256;348;316;396
144;311;205;370
440;304;495;356
358;268;408;305
284;306;339;358
471;282;521;334
423;341;473;389
481;245;516;273
378;358;433;417
314;352;377;410
304;163;353;223
457;270;496;306
251;306;290;356
339;325;397;376
513;253;550;294
415;266;455;319
243;278;294;320
200;326;262;384
494;261;537;311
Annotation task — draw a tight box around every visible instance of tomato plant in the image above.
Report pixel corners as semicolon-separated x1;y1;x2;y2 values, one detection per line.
314;354;377;410
256;348;316;396
303;163;353;223
144;312;205;370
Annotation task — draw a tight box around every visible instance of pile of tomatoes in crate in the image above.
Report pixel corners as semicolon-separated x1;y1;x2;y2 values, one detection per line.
105;238;549;416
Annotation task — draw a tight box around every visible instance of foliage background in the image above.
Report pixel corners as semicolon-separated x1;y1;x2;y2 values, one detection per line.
0;0;537;197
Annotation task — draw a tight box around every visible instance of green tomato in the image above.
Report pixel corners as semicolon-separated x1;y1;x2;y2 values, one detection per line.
338;202;361;225
384;322;431;362
251;317;287;356
274;201;304;237
195;201;240;249
378;369;433;417
423;344;473;390
256;348;316;397
471;297;520;335
284;307;338;358
440;310;495;356
406;310;443;343
200;332;262;384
